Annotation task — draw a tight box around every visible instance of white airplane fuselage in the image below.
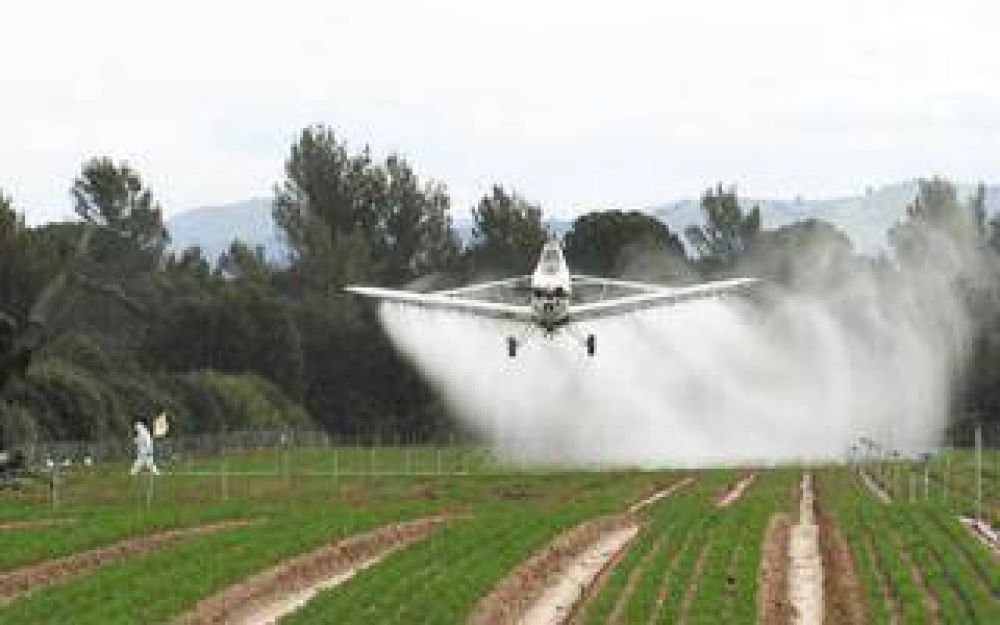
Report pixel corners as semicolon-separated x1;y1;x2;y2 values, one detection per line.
530;242;572;333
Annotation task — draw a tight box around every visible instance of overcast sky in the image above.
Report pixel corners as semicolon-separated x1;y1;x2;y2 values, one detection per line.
2;0;998;224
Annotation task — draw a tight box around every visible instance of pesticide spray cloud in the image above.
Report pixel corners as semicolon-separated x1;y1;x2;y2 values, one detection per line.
377;225;989;467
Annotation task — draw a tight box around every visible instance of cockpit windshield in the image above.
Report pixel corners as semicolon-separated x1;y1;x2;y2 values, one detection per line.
541;248;561;274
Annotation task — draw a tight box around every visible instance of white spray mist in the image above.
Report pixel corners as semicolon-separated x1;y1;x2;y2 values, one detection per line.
376;224;986;467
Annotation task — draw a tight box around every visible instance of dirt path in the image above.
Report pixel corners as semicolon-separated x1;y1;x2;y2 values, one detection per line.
470;515;634;625
958;516;1000;559
858;469;892;503
0;518;74;531
178;515;448;625
789;472;823;625
518;525;639;625
760;513;793;625
717;473;756;507
628;476;695;514
0;519;251;602
474;478;697;625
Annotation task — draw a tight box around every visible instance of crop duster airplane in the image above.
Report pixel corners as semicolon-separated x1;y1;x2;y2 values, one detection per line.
347;241;756;357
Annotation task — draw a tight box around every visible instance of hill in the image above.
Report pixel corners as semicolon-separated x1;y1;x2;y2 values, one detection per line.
167;198;286;264
167;182;1000;262
653;181;1000;256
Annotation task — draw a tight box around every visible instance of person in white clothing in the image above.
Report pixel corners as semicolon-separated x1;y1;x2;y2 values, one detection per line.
130;421;159;475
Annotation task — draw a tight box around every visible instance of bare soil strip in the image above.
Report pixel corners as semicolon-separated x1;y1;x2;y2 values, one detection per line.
716;473;756;508
179;515;448;625
0;518;74;531
958;516;1000;558
858;469;892;503
469;515;634;625
476;478;698;625
628;476;696;514
760;513;794;625
789;473;823;625
815;506;865;625
0;519;251;602
518;525;639;625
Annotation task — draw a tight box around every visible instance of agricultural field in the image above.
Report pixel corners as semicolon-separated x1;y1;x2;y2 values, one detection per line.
581;470;798;624
857;449;1000;526
1;448;998;624
817;468;1000;624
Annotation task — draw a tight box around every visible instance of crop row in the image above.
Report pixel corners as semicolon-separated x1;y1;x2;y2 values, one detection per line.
0;471;658;624
582;469;797;624
281;472;661;623
816;468;1000;625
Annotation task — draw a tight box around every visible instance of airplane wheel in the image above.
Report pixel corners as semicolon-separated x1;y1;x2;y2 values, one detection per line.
507;337;518;358
586;334;596;357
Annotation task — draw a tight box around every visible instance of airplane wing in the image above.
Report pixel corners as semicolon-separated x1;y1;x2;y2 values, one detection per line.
436;276;530;296
345;286;534;323
572;274;675;293
567;277;758;322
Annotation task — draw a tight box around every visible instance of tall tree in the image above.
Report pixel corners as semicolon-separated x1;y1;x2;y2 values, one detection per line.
750;219;854;289
889;178;987;264
467;185;548;276
217;241;271;289
684;184;761;275
274;125;458;288
380;155;460;285
0;192;54;319
72;156;169;265
563;210;687;278
273;126;377;260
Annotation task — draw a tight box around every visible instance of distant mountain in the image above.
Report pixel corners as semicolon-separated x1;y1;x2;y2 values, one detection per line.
451;218;573;246
167;198;285;264
167;182;1000;264
652;181;1000;256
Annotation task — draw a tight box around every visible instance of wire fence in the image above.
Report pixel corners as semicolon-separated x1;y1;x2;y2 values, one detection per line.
2;427;535;510
4;422;1000;524
850;420;1000;526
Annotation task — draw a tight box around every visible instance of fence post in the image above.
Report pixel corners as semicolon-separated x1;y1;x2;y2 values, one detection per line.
943;452;950;503
923;461;929;501
50;463;59;510
405;432;411;476
975;422;983;521
221;457;229;501
282;429;291;487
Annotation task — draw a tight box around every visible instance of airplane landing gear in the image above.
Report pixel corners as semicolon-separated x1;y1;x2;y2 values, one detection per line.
586;334;596;357
507;336;518;358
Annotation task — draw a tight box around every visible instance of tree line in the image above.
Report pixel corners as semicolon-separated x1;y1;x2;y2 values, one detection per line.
2;124;1000;447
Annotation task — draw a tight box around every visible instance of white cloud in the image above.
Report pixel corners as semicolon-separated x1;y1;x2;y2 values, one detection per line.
1;0;999;223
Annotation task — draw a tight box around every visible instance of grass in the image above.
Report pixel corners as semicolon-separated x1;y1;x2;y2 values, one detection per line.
816;467;1000;625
